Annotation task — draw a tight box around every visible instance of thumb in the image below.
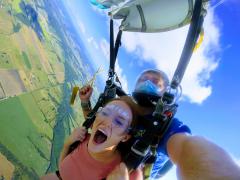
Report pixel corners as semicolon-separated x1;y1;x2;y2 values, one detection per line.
119;163;129;179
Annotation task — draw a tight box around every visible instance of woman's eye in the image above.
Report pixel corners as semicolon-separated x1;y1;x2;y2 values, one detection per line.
101;111;109;116
114;119;124;127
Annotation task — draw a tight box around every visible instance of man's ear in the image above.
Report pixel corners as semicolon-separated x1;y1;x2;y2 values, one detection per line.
121;134;131;142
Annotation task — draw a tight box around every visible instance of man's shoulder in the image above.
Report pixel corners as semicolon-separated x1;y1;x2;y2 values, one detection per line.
156;117;191;153
169;117;191;134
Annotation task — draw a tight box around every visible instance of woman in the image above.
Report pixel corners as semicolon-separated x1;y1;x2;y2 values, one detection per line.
41;96;143;180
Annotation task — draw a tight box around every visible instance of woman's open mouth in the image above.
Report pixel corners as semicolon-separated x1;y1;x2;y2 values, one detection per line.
93;129;108;144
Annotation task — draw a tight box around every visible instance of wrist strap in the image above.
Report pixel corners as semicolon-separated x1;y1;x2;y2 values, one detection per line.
81;101;91;110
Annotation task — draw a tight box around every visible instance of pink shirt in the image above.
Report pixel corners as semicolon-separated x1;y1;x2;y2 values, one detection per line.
59;136;143;180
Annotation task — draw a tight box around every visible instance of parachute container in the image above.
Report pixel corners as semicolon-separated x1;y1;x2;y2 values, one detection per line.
110;0;196;32
90;0;209;33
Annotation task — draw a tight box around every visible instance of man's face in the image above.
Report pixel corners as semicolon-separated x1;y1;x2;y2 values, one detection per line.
136;72;165;91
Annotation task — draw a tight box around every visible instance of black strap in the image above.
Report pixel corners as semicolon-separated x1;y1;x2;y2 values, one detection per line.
55;170;62;180
114;30;122;63
171;0;204;89
109;19;115;74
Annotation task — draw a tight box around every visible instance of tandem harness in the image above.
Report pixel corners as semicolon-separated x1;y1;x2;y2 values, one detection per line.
68;0;207;177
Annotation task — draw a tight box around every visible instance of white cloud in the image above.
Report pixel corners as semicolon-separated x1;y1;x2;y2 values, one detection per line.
235;158;240;167
100;38;129;92
121;8;221;104
100;38;109;59
78;21;86;34
159;166;177;180
231;155;240;167
87;36;99;50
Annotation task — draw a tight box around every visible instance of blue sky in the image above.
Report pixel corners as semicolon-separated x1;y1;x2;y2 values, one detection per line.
62;0;240;179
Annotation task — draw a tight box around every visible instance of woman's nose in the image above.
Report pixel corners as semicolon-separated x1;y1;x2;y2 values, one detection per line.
102;116;113;127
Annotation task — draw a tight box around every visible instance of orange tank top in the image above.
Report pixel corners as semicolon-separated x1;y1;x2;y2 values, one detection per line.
59;136;143;180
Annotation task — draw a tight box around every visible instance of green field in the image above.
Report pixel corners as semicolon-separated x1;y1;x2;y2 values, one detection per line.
0;94;50;177
21;51;31;69
0;0;97;179
0;51;13;69
11;0;22;14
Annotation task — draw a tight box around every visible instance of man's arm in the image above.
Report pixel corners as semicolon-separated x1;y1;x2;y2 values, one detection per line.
167;133;240;180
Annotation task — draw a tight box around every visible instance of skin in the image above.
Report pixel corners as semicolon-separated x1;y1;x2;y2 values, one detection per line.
168;133;240;180
107;163;129;180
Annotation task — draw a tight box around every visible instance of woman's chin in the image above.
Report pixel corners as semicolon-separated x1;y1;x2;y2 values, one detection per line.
88;139;106;153
88;140;116;153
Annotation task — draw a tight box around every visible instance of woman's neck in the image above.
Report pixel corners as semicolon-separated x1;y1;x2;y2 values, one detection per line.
87;145;120;163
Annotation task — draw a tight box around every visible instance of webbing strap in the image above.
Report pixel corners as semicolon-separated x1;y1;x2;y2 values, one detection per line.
114;30;122;62
109;19;115;73
171;0;204;89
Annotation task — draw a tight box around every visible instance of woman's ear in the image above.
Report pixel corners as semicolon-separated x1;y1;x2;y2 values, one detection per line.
121;134;131;142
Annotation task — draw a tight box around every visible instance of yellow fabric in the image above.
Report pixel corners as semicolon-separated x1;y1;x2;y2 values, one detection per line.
70;86;79;105
193;29;204;52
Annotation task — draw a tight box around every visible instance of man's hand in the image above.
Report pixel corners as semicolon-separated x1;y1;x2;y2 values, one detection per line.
64;127;87;147
79;85;93;102
107;163;129;180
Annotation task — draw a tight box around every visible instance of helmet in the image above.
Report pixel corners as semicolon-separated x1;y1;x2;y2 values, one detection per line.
132;69;169;107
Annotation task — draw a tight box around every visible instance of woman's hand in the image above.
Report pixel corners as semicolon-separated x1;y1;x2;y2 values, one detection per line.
79;85;93;102
59;127;87;164
64;127;87;147
107;163;129;180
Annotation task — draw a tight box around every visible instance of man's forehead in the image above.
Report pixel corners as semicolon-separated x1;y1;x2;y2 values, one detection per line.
140;72;163;80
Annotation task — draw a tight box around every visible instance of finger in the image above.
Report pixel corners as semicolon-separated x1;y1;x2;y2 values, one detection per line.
119;163;129;180
119;163;128;174
79;87;88;93
78;127;87;133
79;131;87;136
86;84;92;89
78;133;86;138
79;135;86;142
86;90;93;95
85;90;93;97
81;85;91;91
72;134;85;142
79;89;86;95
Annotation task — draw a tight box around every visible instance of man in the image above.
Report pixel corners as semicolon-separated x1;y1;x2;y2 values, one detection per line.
79;69;191;179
